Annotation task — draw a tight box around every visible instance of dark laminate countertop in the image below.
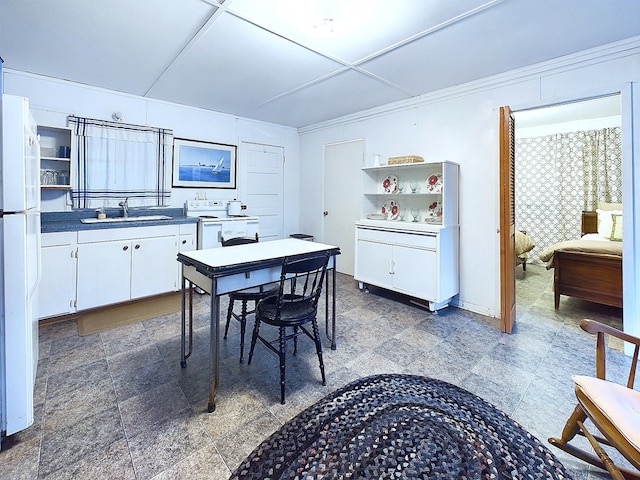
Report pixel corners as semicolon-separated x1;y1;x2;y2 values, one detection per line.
41;208;199;233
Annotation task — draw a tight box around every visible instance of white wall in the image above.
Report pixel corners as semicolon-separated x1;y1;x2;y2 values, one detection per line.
299;36;640;319
2;70;301;236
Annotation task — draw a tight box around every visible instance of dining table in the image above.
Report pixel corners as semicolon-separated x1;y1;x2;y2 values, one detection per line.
177;238;341;412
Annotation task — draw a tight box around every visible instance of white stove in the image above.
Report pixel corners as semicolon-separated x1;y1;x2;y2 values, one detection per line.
185;200;259;249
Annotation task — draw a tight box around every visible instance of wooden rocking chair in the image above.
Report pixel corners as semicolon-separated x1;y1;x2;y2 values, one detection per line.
549;319;640;480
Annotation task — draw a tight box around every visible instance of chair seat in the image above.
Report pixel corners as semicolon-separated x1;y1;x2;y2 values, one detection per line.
230;283;279;301
256;295;317;326
574;375;640;458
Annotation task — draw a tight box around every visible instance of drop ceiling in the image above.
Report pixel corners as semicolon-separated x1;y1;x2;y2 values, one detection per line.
1;0;639;128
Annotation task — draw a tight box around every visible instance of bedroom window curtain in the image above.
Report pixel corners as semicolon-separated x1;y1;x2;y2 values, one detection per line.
68;116;173;209
515;127;622;264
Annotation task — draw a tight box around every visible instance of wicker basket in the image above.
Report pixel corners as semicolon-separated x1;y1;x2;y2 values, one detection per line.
387;155;424;165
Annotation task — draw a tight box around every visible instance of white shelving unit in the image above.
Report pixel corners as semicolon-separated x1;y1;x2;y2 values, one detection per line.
38;125;72;190
360;161;458;229
355;160;460;311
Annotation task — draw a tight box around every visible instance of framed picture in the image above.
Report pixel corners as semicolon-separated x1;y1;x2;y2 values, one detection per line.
172;138;237;189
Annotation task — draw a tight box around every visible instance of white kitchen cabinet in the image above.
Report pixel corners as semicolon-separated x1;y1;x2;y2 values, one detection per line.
130;235;179;299
76;239;131;310
37;125;72;189
76;224;180;311
39;232;77;318
355;160;459;311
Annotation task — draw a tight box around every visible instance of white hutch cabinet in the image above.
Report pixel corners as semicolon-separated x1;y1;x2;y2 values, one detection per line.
354;160;459;311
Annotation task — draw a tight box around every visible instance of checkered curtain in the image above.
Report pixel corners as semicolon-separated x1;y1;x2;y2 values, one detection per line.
515;127;622;264
68;116;173;209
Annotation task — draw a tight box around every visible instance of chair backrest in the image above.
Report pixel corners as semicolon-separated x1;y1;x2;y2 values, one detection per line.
272;251;330;319
221;233;259;247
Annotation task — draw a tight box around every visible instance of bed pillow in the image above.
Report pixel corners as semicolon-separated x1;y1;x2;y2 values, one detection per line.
596;209;623;238
611;213;623;241
515;230;535;256
598;202;623;211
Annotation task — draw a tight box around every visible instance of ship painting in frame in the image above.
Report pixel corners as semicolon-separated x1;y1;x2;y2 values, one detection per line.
172;138;237;189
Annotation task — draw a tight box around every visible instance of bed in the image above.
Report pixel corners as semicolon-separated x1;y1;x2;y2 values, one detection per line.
539;205;623;309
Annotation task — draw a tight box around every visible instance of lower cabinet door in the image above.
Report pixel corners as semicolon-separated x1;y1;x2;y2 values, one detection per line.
355;240;393;289
130;235;178;299
39;244;76;318
392;245;437;300
76;240;131;310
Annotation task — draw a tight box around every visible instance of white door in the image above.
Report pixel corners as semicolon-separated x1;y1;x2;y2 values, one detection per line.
240;142;284;241
324;140;363;275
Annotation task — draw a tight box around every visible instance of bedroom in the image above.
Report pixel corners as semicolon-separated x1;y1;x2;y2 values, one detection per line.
513;95;624;321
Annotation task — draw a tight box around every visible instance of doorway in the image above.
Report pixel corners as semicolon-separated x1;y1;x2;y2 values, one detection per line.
323;139;363;275
501;94;624;332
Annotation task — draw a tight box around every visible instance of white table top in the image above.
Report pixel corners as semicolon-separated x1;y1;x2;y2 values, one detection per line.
178;238;340;274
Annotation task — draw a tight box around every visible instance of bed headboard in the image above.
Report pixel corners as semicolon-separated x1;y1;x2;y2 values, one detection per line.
581;211;598;236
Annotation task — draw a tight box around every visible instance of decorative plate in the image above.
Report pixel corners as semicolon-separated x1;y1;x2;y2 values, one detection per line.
427;200;442;217
426;173;443;193
382;175;398;194
381;200;400;220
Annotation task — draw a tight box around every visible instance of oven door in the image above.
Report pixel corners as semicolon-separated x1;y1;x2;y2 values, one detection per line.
198;221;223;249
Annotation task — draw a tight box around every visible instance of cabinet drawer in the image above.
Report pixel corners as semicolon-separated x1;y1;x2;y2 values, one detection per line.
42;231;76;247
357;227;437;249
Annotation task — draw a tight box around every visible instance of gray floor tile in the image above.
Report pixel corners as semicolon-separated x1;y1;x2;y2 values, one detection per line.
1;265;628;479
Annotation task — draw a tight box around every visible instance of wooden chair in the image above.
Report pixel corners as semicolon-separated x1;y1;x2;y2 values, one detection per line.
247;251;330;404
548;319;640;480
222;234;279;363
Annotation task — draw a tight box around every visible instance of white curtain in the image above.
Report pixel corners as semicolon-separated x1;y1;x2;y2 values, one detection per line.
68;116;173;209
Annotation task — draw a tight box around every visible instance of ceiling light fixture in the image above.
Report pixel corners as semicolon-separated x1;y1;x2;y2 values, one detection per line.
281;0;370;39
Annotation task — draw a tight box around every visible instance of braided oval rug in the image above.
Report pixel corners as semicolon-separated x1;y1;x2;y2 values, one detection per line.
231;374;572;480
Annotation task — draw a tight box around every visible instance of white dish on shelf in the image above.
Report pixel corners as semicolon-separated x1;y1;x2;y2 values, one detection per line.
381;200;400;220
382;174;398;194
427;200;443;217
367;213;387;220
426;173;443;193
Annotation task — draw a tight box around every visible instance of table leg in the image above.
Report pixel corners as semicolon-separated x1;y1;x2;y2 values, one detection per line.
208;278;220;413
180;278;194;368
324;257;337;350
331;261;336;350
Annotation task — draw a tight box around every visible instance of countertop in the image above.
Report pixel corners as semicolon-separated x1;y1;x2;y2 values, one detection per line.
41;208;199;233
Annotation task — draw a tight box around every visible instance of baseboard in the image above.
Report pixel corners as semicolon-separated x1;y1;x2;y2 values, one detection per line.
76;291;182;336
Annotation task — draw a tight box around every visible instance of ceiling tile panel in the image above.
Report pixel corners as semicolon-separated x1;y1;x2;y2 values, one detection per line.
147;12;345;115
0;0;216;95
227;0;497;64
242;69;408;126
361;0;640;96
1;0;639;127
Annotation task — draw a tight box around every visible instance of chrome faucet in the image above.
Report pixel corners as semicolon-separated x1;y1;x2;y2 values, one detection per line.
119;197;129;218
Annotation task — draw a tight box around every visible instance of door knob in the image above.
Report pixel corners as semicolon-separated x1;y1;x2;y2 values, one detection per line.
122;245;129;251
323;211;328;216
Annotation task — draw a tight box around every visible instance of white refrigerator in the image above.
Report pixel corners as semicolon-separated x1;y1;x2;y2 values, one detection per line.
0;93;41;441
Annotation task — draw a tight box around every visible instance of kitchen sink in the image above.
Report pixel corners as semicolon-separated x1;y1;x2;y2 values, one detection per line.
80;215;173;224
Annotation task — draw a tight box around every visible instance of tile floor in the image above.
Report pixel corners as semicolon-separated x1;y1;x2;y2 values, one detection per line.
0;264;630;479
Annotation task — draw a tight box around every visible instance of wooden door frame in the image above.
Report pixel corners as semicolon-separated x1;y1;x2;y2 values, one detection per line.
499;106;516;333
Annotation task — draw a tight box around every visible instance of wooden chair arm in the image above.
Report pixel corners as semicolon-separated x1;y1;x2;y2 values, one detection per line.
581;320;640;346
581;319;640;389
